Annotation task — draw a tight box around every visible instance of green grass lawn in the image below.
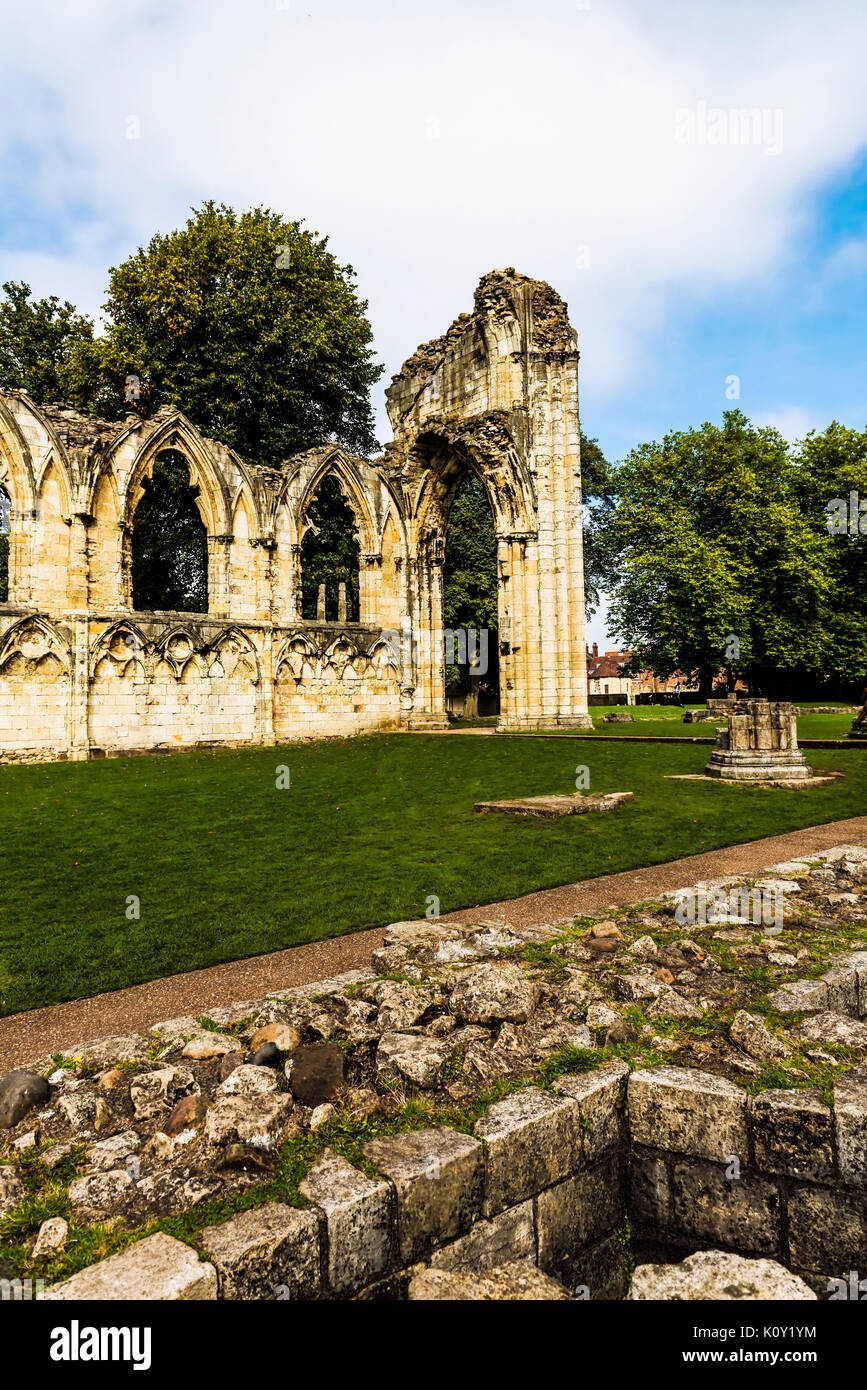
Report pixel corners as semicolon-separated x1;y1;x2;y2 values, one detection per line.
2;732;866;1017
453;707;856;738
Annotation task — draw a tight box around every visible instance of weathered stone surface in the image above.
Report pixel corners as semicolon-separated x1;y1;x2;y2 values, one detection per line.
729;1011;789;1063
536;1155;624;1280
451;963;538;1024
376;1032;452;1089
200;1202;320;1299
130;1066;198;1119
628;1067;748;1161
627;1153;672;1236
217;1064;280;1096
669;1160;781;1253
429;1199;536;1272
474;792;633;817
59;1035;150;1069
629;1249;816;1300
409;1259;570;1301
789;1012;867;1047
0;1164;26;1216
285;1044;345;1106
834;1060;867;1183
164;1093;208;1136
788;1187;867;1273
33;1216;68;1258
0;1070;51;1129
85;1129;141;1173
473;1086;579;1215
299;1148;391;1295
68;1167;135;1217
363;1127;483;1263
768;979;829;1014
552;1060;628;1161
41;1232;218;1300
750;1088;835;1180
181;1033;238;1060
704;701;821;786
203;1094;293;1151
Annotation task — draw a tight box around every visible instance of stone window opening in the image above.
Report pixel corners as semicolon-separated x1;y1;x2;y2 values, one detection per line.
300;473;361;622
130;449;208;614
443;469;500;716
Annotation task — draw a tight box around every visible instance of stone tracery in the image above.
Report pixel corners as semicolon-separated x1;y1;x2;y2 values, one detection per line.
0;269;591;760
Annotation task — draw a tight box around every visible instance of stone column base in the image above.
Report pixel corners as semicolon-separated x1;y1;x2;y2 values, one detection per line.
497;714;595;732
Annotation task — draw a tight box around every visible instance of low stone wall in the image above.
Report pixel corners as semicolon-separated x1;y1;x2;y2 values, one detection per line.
3;841;867;1300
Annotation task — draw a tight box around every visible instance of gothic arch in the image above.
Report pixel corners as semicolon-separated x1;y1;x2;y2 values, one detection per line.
119;414;232;537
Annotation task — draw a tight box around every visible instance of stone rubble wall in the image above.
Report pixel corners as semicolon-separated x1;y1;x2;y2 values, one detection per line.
4;842;867;1300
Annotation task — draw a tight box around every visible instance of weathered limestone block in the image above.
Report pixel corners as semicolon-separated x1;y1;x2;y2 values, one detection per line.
627;1153;672;1237
829;950;867;1015
216;1064;280;1096
787;1187;867;1273
820;965;860;1015
628;1250;816;1301
409;1260;571;1301
84;1130;141;1173
58;1035;150;1070
68;1168;135;1218
375;1032;453;1089
669;1160;781;1254
789;1011;867;1047
299;1148;391;1295
200;1202;320;1300
536;1154;624;1281
834;1061;867;1184
729;1010;789;1062
628;1067;748;1162
552;1059;628;1161
130;1065;198;1120
428;1199;536;1272
40;1232;218;1301
750;1088;835;1181
450;963;539;1024
473;1086;579;1215
203;1093;293;1151
704;701;821;785
363;1127;483;1263
0;1165;26;1216
767;978;829;1014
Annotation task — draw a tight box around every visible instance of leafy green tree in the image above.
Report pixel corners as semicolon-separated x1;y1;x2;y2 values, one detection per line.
580;431;616;614
300;476;360;620
74;203;382;463
131;452;208;612
0;282;95;405
791;422;867;687
443;472;498;692
594;411;837;697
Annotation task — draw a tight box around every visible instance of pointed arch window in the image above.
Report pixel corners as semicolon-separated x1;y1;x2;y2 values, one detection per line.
131;450;208;612
300;474;360;621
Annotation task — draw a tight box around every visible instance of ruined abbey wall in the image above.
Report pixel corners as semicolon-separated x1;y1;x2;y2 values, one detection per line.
0;270;591;761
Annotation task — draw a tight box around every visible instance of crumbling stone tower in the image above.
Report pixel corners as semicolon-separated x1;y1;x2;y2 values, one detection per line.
0;269;591;760
386;270;592;731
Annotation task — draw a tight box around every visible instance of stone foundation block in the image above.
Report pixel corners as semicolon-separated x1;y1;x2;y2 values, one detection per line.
429;1199;536;1272
200;1202;320;1300
669;1159;781;1254
628;1066;748;1162
40;1232;217;1301
552;1059;628;1161
299;1148;391;1295
750;1088;835;1181
834;1061;867;1184
787;1186;867;1274
473;1086;580;1215
363;1126;483;1263
536;1154;624;1281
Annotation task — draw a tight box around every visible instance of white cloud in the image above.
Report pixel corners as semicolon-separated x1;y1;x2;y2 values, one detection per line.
2;0;867;437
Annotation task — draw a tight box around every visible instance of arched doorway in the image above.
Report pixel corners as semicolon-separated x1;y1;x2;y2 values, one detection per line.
443;471;499;718
131;450;208;612
300;474;360;621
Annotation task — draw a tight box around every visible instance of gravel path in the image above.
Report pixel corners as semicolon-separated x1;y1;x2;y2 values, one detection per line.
2;814;866;1070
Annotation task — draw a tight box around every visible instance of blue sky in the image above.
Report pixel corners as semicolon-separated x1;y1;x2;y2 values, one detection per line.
2;0;866;645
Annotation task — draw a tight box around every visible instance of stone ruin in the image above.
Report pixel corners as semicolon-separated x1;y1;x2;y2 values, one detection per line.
3;841;867;1301
0;270;593;762
704;699;830;787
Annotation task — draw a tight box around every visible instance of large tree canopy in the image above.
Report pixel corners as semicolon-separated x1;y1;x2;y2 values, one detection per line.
68;203;382;464
0;281;95;404
592;410;865;696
